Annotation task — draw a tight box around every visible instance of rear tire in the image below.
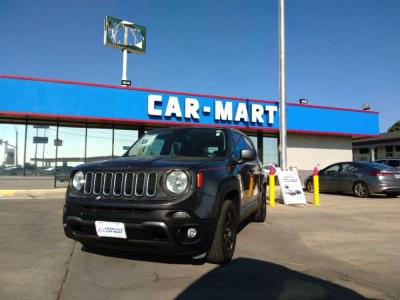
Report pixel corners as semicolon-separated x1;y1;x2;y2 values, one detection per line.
207;200;237;265
353;182;370;198
254;185;267;222
306;179;314;193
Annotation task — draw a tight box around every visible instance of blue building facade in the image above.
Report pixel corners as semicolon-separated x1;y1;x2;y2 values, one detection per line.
0;75;379;188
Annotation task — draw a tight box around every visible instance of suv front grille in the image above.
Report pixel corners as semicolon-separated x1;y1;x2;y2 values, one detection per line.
83;172;158;198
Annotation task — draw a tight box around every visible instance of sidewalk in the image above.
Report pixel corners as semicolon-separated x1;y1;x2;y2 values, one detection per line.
0;188;66;199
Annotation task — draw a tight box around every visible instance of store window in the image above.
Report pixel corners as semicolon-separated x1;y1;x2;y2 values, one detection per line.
0;123;26;176
113;129;138;157
386;146;394;158
86;127;113;162
56;126;86;186
24;124;57;176
263;136;278;166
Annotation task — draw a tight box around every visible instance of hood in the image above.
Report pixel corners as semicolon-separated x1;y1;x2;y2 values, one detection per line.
76;156;226;172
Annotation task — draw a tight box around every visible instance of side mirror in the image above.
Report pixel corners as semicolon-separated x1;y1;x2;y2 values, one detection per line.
240;149;256;161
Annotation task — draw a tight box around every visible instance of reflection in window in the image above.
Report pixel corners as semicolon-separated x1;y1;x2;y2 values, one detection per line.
263;137;278;166
25;124;57;176
113;129;138;157
86;128;112;162
56;126;86;185
248;136;258;149
0;123;26;176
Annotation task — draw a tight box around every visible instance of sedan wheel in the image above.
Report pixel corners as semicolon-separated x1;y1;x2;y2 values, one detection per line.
306;180;314;193
353;182;370;198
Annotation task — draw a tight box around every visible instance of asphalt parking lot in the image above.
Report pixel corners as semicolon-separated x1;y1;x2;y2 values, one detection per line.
0;191;399;300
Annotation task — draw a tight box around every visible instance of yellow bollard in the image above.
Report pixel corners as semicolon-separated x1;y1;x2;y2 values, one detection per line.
313;167;320;206
269;166;276;207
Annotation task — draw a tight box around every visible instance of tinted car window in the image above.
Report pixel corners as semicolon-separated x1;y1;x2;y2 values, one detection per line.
323;164;341;173
360;162;396;171
232;132;252;159
245;137;256;151
388;160;400;167
341;163;358;173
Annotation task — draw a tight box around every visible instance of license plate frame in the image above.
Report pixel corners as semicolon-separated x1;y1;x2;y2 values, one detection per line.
95;221;127;239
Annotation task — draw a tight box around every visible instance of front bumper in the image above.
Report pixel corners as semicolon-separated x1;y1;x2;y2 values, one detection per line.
63;200;216;256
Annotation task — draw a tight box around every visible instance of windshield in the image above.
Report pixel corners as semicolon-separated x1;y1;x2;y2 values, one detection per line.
127;128;227;158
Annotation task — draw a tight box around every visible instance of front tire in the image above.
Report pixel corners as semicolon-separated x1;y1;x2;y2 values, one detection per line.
207;200;237;265
254;185;267;222
353;182;370;198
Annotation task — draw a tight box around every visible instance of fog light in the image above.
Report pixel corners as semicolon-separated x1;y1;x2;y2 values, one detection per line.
187;228;198;239
172;211;191;219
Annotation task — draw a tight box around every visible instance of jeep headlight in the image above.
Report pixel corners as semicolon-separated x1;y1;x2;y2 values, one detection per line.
72;171;85;191
165;171;188;194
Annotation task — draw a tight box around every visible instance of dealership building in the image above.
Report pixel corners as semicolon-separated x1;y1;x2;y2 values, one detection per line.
0;75;379;189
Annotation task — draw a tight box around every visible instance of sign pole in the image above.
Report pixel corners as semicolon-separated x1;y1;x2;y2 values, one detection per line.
122;49;128;84
122;26;129;86
279;0;287;170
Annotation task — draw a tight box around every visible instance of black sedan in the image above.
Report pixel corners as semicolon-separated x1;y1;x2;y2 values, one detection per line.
305;161;400;198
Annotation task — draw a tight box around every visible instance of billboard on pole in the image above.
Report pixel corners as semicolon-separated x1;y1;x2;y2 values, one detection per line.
104;16;146;54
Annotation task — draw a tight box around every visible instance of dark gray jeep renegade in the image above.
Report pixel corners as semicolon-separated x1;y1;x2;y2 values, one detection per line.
63;127;267;264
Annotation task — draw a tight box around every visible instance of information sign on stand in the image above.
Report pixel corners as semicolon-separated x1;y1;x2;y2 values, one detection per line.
276;167;307;205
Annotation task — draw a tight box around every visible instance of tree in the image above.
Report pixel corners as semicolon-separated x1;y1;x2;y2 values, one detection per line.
388;121;400;132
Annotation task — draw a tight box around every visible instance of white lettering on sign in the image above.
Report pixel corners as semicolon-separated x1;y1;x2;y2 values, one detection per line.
148;94;162;117
185;98;200;119
215;101;233;121
251;104;264;123
165;96;182;118
235;103;249;122
265;106;278;124
147;94;278;125
203;106;211;113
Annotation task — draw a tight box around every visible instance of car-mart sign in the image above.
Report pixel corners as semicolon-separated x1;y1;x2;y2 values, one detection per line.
0;76;380;136
147;95;278;125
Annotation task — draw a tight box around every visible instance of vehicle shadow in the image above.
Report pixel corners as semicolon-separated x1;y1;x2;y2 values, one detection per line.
82;217;257;264
176;257;374;300
81;245;205;265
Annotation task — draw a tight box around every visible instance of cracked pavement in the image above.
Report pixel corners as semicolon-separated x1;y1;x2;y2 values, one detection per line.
0;193;399;299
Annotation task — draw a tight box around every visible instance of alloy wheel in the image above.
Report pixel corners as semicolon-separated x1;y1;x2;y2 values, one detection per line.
307;180;314;193
223;211;235;254
354;182;369;197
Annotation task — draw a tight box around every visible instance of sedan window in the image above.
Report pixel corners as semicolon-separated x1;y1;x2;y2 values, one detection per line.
342;163;357;173
324;164;341;174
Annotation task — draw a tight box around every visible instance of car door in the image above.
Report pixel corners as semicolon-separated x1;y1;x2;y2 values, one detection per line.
231;132;258;209
319;163;341;191
336;163;360;192
244;136;262;203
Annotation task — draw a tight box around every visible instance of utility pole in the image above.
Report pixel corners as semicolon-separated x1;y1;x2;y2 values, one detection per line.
15;129;18;166
34;127;38;167
279;0;287;170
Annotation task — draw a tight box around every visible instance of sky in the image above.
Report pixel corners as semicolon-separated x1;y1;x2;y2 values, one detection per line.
0;0;399;132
